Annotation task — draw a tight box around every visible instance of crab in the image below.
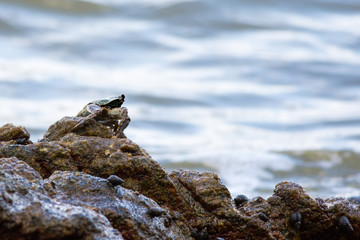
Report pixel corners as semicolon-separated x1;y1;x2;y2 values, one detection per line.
71;95;130;138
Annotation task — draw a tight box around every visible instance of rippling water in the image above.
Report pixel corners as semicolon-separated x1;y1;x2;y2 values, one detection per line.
1;0;360;198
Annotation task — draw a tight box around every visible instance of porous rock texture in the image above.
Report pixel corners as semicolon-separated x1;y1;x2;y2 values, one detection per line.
1;119;360;240
0;157;122;240
0;123;32;144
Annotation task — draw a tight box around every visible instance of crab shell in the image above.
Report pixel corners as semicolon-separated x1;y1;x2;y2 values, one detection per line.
76;95;125;117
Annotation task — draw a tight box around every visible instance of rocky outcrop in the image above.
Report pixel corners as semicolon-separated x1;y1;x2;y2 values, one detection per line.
42;116;113;141
238;181;360;239
0;123;32;144
1;119;360;240
0;157;123;240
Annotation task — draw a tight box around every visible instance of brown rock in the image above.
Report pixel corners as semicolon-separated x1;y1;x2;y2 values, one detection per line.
2;117;360;240
239;181;360;240
170;170;274;240
0;141;77;178
0;123;32;144
42;116;114;141
57;133;192;214
1;126;194;221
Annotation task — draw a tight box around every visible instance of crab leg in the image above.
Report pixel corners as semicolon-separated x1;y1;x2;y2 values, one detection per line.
114;108;131;138
71;104;102;132
119;117;131;132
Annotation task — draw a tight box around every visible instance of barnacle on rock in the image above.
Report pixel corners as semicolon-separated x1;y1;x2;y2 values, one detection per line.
107;175;124;186
193;227;209;240
290;212;302;231
258;212;269;222
234;194;248;207
338;216;354;233
147;207;165;218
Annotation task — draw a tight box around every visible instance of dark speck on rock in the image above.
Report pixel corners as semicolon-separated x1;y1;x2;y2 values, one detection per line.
290;212;302;231
193;228;209;240
258;212;269;222
147;207;164;218
338;216;354;233
164;217;171;228
107;175;124;186
234;194;248;207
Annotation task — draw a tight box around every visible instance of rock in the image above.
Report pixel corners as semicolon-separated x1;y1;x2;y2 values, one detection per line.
45;170;192;240
239;181;360;240
0;157;123;240
43;116;114;141
0;140;78;178
0;123;32;144
347;196;360;204
56;133;192;214
1;128;193;217
169;170;273;239
2;119;360;240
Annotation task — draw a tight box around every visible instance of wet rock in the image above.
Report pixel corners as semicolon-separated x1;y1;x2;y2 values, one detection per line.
0;157;123;240
45;170;192;240
0;123;32;144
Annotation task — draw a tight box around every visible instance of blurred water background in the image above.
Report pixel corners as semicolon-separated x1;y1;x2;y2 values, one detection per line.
1;0;360;198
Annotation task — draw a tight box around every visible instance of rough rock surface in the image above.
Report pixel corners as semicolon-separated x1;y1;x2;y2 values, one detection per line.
169;170;272;239
1;119;193;214
45;170;192;240
43;116;113;141
239;181;360;240
0;140;77;178
1;120;360;240
0;157;123;240
0;123;32;144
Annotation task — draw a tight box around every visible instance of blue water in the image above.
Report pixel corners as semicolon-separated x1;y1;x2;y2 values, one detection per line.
1;0;360;198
